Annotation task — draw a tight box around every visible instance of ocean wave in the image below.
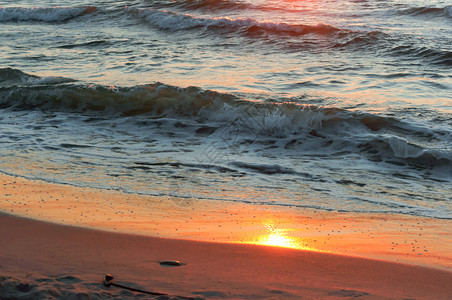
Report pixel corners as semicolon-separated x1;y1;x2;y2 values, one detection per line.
140;0;309;14
0;6;96;22
390;44;452;66
0;69;441;135
401;5;452;19
0;68;76;88
0;69;375;134
145;0;255;11
334;31;451;66
1;68;450;173
0;80;339;135
130;8;347;37
332;31;386;49
0;75;235;118
359;137;452;172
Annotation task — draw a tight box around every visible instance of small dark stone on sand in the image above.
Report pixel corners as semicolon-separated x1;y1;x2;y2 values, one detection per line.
159;260;183;267
328;289;370;297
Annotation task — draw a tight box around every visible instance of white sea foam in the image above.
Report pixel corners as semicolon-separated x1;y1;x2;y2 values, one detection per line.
23;76;76;86
387;136;424;158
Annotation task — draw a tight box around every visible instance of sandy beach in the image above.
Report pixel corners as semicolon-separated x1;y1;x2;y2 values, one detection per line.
1;0;452;299
1;212;452;299
1;173;451;270
1;173;451;299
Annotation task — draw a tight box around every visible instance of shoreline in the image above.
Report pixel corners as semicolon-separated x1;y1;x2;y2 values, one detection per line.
0;172;451;298
1;172;451;271
1;212;452;299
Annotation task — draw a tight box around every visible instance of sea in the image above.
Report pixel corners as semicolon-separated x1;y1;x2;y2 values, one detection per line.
0;0;451;225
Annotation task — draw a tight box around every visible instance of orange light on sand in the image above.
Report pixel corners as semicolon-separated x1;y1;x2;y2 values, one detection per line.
259;231;297;248
252;225;317;251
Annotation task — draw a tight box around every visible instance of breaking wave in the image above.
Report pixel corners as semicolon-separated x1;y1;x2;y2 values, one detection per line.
358;137;452;171
130;8;347;37
0;68;76;88
0;6;96;22
1;68;450;174
401;5;452;19
145;0;255;11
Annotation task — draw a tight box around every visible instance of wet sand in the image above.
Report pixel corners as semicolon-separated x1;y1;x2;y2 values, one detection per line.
1;213;452;299
1;173;451;270
0;173;451;298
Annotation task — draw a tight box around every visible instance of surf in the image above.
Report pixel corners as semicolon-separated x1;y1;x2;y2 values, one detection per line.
0;6;96;22
1;68;450;176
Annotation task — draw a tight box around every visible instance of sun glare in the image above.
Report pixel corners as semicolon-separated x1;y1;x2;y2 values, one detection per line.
251;225;317;251
259;231;297;248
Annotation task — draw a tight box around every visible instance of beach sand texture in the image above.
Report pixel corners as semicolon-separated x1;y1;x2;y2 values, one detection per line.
1;0;452;299
1;174;451;299
1;213;452;299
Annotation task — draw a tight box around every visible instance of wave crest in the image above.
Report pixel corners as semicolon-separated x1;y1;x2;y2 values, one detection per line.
0;6;96;22
390;45;452;66
359;137;452;172
147;0;254;11
131;8;346;37
0;68;76;88
1;68;450;174
401;5;452;18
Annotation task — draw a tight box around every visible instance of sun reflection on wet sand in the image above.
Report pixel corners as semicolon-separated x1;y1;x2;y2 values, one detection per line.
249;224;318;251
1;172;450;270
